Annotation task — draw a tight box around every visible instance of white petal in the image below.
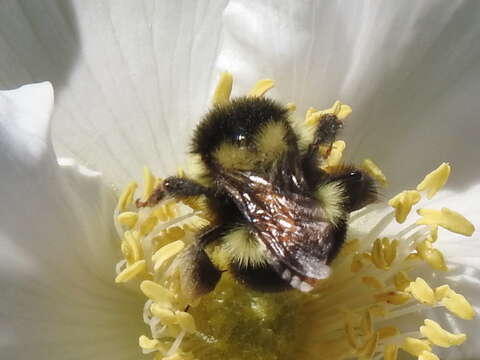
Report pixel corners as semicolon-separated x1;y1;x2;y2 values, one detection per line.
218;1;480;193
0;84;143;359
0;1;229;186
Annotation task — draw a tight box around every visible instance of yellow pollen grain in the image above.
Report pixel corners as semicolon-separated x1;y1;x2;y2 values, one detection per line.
360;159;387;187
117;211;138;229
384;344;398;360
400;337;432;357
152;240;185;271
285;102;296;112
175;311;196;333
378;326;399;339
435;285;475;320
117;182;138;211
142;166;156;201
420;319;466;347
211;72;233;105
416;207;475;236
388;190;421;224
374;291;411;305
406;278;435;305
247;79;274;97
417;162;451;199
362;276;384;290
394;271;412;291
115;260;146;283
141;280;176;303
418;351;440;360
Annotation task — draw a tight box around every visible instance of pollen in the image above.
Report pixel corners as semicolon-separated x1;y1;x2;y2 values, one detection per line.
113;76;474;360
416;207;475;236
417;162;451;199
360;158;387;187
388;190;421;223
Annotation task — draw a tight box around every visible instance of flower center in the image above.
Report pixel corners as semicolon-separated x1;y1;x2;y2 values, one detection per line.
113;75;475;360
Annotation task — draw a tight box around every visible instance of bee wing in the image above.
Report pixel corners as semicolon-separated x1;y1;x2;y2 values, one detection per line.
219;170;344;291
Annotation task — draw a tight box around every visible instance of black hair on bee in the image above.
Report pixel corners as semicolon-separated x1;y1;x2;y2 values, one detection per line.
143;96;377;297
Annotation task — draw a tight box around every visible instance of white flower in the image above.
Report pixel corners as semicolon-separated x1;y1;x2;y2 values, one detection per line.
0;1;479;360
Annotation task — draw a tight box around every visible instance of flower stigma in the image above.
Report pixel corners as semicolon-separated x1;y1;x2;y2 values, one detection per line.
113;74;475;360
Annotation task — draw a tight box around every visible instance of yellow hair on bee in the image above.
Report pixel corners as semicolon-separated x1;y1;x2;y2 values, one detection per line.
221;227;267;267
213;143;257;171
254;121;289;162
314;181;346;224
184;154;211;186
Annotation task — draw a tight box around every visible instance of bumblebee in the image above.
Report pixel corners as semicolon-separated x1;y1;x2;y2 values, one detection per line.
142;95;376;297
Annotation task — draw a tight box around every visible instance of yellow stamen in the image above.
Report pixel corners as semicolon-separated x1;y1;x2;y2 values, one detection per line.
211;72;233;105
139;335;166;352
117;211;139;229
123;230;142;264
142;166;156;201
394;271;411;291
400;337;431;357
427;225;438;243
285;102;296;112
176;311;196;333
418;351;440;360
388;190;421;223
377;326;398;339
361;310;373;335
417;163;451;199
406;278;435;305
140;215;158;235
420;319;466;347
435;285;475;320
152;240;185;271
360;159;387;187
358;332;378;359
374;291;411;305
416;240;448;271
362;276;384;290
383;344;398;360
115;260;146;283
150;304;176;324
304;100;352;126
117;182;138;211
140;280;176;304
416;207;475;236
343;311;359;349
247;79;274;97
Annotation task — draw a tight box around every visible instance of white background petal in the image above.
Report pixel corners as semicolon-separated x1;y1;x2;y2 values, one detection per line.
0;83;144;359
0;0;229;186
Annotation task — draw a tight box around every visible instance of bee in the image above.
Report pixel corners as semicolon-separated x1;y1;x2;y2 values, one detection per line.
142;96;377;297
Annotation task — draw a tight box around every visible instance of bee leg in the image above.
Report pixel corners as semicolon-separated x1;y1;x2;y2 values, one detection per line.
136;176;212;208
311;114;343;149
178;225;226;299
